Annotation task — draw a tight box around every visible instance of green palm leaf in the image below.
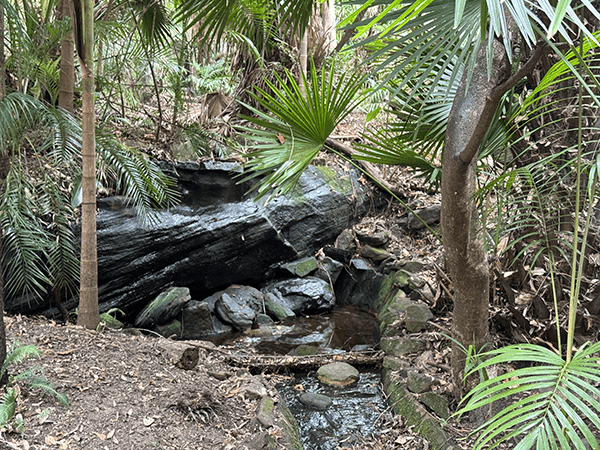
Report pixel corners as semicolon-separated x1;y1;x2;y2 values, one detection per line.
456;342;600;449
238;62;367;199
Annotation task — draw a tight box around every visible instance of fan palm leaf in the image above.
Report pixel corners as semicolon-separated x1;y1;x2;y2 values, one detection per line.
238;61;367;199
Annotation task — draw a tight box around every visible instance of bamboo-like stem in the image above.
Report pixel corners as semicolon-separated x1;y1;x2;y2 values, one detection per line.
77;0;99;329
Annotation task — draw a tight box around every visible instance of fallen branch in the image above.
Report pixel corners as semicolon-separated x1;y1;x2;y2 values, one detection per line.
226;350;384;371
324;138;406;200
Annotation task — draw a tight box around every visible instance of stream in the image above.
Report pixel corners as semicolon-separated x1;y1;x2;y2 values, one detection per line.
222;306;389;449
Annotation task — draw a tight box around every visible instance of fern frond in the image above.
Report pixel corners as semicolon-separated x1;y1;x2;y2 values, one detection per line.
0;387;18;427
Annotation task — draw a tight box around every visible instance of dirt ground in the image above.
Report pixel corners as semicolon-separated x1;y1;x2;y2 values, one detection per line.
0;314;441;450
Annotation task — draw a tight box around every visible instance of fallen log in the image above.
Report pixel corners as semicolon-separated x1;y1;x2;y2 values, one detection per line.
226;350;384;372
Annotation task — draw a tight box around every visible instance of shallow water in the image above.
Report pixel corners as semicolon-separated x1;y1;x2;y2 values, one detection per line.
276;371;389;450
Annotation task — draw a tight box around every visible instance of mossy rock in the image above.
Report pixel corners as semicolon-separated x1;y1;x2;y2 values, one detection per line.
134;287;191;327
317;362;359;386
315;165;352;194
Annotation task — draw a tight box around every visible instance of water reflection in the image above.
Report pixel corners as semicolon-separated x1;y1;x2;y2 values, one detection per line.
277;371;389;450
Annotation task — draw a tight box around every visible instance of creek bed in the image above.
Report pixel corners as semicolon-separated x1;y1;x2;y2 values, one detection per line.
276;370;389;450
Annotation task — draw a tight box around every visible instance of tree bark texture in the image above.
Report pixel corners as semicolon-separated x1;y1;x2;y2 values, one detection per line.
299;30;308;97
57;0;74;112
442;37;510;396
321;0;336;53
0;3;5;101
76;0;99;329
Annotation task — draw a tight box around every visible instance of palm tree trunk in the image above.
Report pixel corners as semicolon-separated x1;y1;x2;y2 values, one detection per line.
0;2;5;101
321;0;336;53
76;0;99;329
57;0;74;112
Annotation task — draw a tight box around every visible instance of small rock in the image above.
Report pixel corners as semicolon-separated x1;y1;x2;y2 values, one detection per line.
264;293;295;321
420;392;450;419
181;300;214;339
154;319;182;338
292;345;319;356
334;229;357;252
407;371;434;393
207;370;231;381
380;336;427;356
360;245;394;262
323;245;352;264
299;392;333;410
257;396;276;427
255;313;274;326
211;315;233;334
280;257;318;277
408;204;441;229
383;356;411;373
134;286;191;327
215;293;256;331
405;303;434;332
317;362;359;386
315;256;343;284
356;230;390;247
241;376;268;399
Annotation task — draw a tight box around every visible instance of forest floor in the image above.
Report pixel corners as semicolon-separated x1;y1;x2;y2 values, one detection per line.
0;113;513;450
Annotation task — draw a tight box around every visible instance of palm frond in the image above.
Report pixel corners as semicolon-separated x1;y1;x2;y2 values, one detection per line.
96;133;179;220
0;387;18;427
456;342;600;449
0;342;39;380
0;162;52;300
238;61;366;199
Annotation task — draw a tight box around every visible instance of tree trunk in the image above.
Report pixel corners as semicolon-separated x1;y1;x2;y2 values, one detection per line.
0;238;6;386
442;37;510;396
321;0;336;53
0;2;5;101
299;30;308;97
57;0;74;112
76;0;99;329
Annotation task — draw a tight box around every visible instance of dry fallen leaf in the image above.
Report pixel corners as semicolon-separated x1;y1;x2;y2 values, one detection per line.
45;435;60;445
143;417;155;426
93;432;107;441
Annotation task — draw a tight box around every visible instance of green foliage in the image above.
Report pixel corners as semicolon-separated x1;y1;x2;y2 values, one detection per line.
0;342;68;430
456;342;600;450
238;61;366;199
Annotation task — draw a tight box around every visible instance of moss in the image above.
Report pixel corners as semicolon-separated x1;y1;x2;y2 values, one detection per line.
278;401;305;450
314;165;352;194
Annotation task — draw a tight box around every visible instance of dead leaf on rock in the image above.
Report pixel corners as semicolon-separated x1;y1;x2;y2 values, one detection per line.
143;417;155;426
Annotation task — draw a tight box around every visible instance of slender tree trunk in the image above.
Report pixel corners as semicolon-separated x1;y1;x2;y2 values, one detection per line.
299;31;307;97
57;0;74;112
442;37;510;397
322;0;336;53
0;3;5;100
76;0;99;329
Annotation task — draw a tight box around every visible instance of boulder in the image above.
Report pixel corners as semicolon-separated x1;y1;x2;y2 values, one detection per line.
13;163;369;317
134;287;191;328
356;230;390;247
262;277;335;314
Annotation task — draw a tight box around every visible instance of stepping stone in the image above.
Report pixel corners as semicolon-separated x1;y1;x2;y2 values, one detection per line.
317;362;359;386
299;392;332;410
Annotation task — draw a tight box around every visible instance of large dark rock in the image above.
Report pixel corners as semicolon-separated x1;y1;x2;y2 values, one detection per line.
10;163;369;317
335;258;386;311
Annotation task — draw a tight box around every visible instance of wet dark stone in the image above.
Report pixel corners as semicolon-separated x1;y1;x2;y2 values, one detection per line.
181;300;214;339
299;392;333;410
334;258;385;311
215;293;256;331
262;277;335;314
